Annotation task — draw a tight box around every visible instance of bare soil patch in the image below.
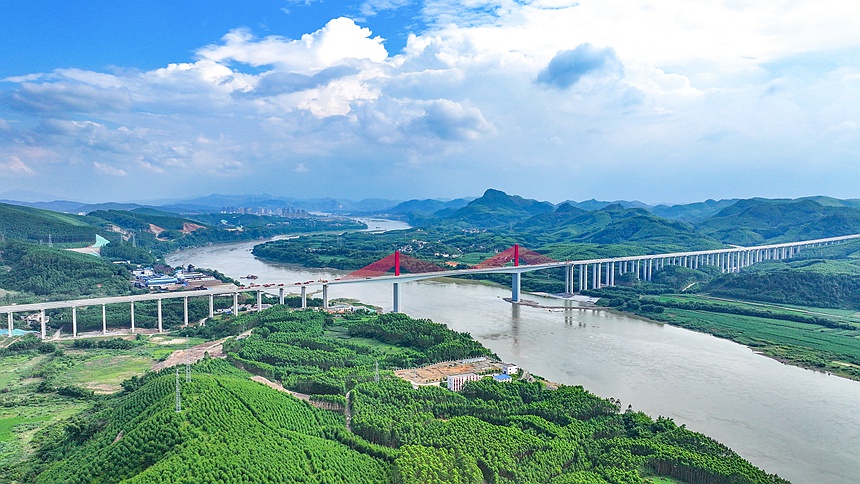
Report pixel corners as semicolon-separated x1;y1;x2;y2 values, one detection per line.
182;222;205;234
250;375;311;402
150;340;225;372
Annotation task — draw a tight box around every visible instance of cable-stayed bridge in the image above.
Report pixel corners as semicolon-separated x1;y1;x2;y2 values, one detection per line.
2;233;858;338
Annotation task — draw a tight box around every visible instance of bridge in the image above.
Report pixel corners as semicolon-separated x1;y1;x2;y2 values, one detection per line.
2;233;858;339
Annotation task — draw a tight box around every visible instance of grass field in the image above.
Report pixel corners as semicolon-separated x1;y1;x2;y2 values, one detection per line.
655;293;860;326
0;333;214;472
325;325;404;353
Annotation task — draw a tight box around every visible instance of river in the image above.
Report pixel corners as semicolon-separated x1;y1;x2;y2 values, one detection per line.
167;221;860;484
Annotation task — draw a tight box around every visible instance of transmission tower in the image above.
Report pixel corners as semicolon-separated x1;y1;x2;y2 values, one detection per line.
175;367;181;412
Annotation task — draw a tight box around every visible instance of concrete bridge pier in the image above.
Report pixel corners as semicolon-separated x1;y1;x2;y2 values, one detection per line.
577;265;583;292
322;285;329;309
301;286;307;309
183;297;189;327
102;304;107;335
157;299;163;333
208;294;214;319
72;307;78;338
511;273;521;303
232;293;238;317
256;291;262;312
130;302;135;333
7;311;12;337
278;287;285;305
41;309;46;339
564;265;571;294
393;282;400;313
581;264;588;291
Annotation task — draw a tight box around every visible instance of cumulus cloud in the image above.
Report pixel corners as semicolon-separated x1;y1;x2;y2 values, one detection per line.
253;65;360;96
536;44;623;89
408;99;494;141
197;18;388;73
353;97;493;145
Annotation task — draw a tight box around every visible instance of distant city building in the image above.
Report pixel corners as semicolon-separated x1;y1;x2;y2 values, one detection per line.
501;363;519;375
492;374;512;383
219;206;309;218
447;373;481;392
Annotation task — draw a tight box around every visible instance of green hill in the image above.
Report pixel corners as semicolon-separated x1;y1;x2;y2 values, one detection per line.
650;198;738;223
88;209;206;234
517;204;724;252
441;189;554;228
0;241;136;301
697;198;860;245
30;360;390;484
0;202;99;245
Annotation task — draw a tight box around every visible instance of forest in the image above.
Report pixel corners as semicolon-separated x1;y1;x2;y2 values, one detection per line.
9;308;787;484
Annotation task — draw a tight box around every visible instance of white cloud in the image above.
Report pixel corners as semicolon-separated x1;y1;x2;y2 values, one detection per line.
359;0;412;17
1;155;35;175
2;2;860;202
197;18;388;73
93;161;127;176
536;44;623;90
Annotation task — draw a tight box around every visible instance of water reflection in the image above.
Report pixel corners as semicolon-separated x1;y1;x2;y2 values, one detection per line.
510;303;520;349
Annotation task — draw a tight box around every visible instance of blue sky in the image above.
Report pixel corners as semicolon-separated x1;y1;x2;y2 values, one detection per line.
1;1;859;204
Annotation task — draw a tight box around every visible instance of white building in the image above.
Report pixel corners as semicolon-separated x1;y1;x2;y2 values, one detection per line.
501;363;519;376
447;373;481;392
492;374;512;383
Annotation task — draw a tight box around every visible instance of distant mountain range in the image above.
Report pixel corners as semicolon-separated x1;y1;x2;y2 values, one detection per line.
4;189;860;248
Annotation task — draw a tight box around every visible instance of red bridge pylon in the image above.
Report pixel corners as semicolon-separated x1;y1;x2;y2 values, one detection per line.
342;251;445;280
473;244;556;268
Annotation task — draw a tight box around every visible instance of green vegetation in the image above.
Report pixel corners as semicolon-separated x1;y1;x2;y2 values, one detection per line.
0;333;205;480
697;198;860;245
8;308;785;483
0;241;136;302
705;260;860;309
0;203;98;246
226;308;492;394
